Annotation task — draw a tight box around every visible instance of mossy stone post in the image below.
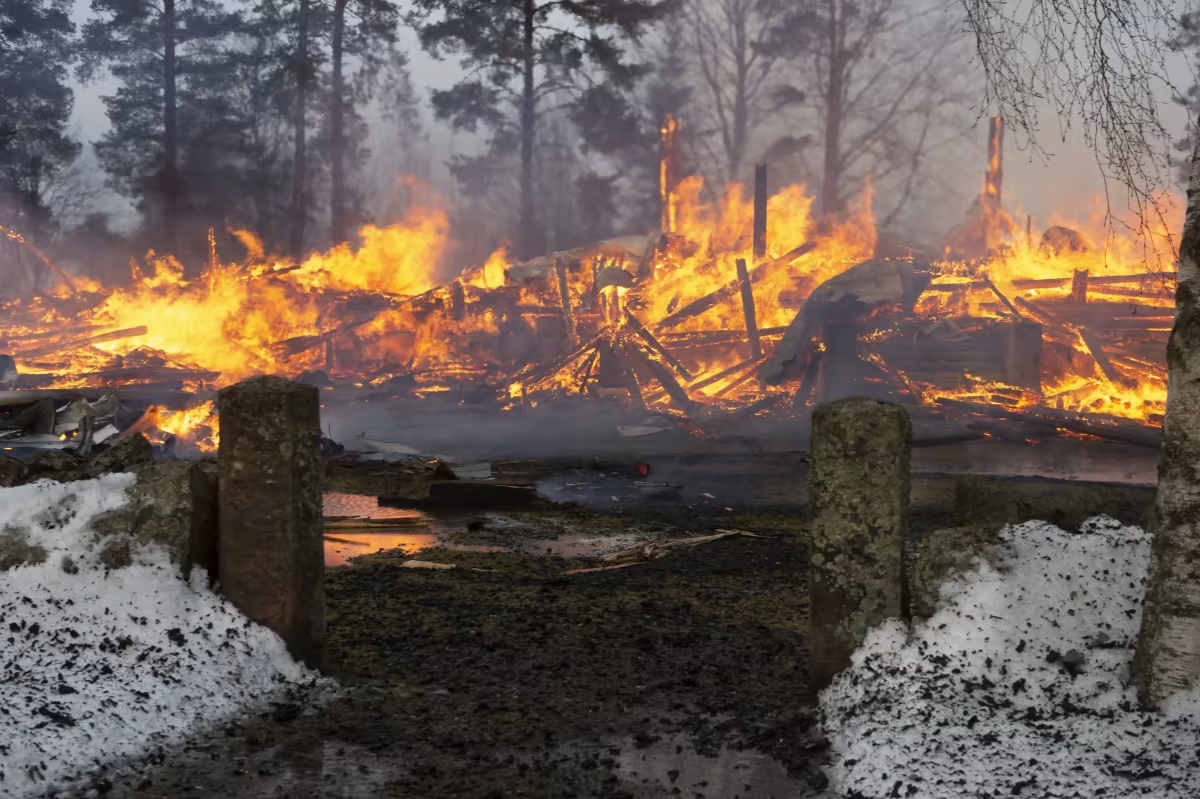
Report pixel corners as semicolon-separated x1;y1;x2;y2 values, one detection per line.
809;397;911;691
218;376;325;668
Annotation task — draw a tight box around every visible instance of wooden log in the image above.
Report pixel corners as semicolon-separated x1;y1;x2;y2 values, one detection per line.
753;164;768;259
655;241;817;330
736;258;762;359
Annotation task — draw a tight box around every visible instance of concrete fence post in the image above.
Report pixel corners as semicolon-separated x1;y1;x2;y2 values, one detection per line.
218;376;325;668
808;397;911;691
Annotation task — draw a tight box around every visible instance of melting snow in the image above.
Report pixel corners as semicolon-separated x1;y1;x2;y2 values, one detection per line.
0;476;321;797
821;517;1200;797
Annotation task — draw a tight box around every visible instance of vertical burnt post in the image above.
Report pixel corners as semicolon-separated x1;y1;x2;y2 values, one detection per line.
1069;269;1089;304
1026;214;1033;251
809;397;911;692
815;319;860;403
218;376;325;669
736;258;762;359
449;279;467;321
660;114;681;234
753;163;768;259
982;115;1004;251
1005;321;1043;390
324;339;335;373
554;257;578;344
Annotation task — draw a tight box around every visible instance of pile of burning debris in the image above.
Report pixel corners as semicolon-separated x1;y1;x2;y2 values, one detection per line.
0;117;1174;452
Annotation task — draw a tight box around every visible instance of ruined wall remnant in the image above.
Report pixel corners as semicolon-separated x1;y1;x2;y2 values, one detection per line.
218;376;325;669
809;397;911;691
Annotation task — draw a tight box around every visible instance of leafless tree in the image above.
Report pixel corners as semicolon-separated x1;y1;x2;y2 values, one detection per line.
959;0;1179;253
684;0;809;189
801;0;975;225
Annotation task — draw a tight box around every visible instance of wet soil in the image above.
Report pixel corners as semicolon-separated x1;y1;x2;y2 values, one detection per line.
114;509;827;799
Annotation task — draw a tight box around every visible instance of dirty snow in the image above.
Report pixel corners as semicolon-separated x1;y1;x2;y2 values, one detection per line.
821;517;1200;797
0;475;321;797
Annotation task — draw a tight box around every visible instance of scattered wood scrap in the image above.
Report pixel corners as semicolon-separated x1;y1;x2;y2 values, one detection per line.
563;529;765;574
401;560;456;570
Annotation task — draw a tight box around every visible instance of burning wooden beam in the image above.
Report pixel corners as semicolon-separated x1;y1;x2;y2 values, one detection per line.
1010;272;1176;289
736;258;762;359
656;241;817;331
16;326;150;359
753;164;767;259
713;355;769;398
689;356;762;392
624;310;693;381
554;258;578;344
660;114;682;234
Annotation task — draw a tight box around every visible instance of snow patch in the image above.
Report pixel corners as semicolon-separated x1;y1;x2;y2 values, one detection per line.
820;517;1200;797
0;475;321;797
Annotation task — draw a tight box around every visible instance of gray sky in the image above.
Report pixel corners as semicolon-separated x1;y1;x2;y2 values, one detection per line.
64;0;1198;239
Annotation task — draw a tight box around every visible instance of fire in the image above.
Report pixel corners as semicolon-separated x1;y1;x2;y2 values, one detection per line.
0;153;1180;441
151;399;219;452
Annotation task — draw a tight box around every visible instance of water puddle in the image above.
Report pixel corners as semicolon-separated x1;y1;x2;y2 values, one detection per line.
322;492;645;567
566;733;809;798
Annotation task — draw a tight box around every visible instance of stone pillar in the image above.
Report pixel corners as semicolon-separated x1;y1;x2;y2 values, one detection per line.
218;376;324;668
808;397;911;691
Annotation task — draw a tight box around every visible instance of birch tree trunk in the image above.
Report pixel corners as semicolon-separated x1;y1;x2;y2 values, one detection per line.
1134;124;1200;709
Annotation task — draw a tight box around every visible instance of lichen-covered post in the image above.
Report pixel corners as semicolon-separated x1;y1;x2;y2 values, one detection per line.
218;376;325;668
809;397;911;691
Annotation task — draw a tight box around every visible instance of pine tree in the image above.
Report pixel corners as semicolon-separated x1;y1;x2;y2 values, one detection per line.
330;0;399;245
0;0;79;238
409;0;677;260
80;0;246;260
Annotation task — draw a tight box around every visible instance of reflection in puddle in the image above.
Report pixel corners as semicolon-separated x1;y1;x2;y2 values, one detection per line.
324;492;427;520
321;492;657;568
324;532;440;567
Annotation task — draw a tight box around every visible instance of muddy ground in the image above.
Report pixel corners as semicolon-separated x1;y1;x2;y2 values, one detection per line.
99;445;1156;799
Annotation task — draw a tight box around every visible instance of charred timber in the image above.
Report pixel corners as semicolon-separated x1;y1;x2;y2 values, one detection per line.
624;310;693;381
737;258;762;358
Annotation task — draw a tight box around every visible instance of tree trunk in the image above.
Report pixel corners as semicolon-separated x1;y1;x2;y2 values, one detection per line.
517;0;539;260
162;0;178;254
820;0;844;222
728;4;749;184
330;0;349;246
1134;124;1200;709
290;0;311;260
